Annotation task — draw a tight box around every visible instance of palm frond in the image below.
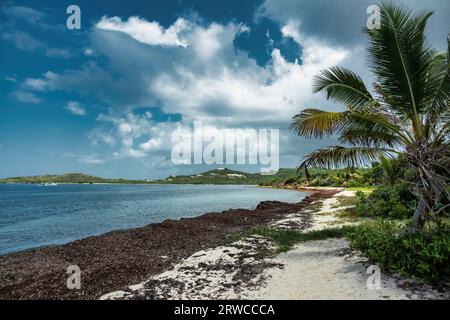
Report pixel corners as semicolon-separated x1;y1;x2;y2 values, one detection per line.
339;128;402;148
291;109;347;138
339;111;409;146
313;66;376;109
366;2;434;135
292;109;408;145
299;146;393;170
424;36;450;135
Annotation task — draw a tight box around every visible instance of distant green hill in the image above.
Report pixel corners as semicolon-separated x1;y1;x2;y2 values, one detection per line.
0;173;149;184
153;168;300;185
0;169;300;185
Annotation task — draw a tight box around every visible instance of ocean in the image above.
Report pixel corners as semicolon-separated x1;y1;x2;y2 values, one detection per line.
0;184;306;255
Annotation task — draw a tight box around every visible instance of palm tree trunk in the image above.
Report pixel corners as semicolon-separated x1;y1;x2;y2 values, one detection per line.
304;167;310;182
412;196;426;230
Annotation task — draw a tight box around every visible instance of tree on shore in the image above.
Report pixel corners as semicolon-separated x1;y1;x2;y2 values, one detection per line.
292;2;449;230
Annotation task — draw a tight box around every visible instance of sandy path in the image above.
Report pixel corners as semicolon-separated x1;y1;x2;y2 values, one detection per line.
244;238;410;300
245;190;448;300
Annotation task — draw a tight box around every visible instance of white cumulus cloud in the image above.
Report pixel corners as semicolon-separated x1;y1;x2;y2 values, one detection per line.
13;91;41;104
96;16;189;47
66;101;87;116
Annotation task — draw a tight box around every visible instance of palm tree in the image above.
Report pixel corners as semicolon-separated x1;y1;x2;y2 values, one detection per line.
292;2;449;230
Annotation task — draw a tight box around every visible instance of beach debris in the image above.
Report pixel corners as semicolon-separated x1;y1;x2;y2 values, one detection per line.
101;236;282;300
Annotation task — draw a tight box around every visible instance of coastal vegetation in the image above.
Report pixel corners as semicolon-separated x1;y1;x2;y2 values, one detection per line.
354;183;417;219
348;220;450;282
291;2;449;230
164;167;384;186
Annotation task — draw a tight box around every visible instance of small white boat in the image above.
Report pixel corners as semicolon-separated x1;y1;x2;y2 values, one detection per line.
41;182;59;186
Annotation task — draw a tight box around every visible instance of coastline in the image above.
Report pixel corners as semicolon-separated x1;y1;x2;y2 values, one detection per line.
260;185;345;192
0;188;336;299
101;189;449;300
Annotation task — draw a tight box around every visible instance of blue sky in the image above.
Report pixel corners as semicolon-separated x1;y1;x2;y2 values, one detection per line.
0;0;449;179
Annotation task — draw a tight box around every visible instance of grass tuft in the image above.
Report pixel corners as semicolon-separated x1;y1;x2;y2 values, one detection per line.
248;226;356;253
346;187;376;194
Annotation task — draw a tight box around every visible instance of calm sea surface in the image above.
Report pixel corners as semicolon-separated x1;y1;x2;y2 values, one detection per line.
0;184;307;255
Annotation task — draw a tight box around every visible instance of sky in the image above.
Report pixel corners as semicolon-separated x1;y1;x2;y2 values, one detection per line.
0;0;449;179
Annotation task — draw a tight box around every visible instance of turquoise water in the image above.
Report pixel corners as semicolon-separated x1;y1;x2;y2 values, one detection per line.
0;184;306;255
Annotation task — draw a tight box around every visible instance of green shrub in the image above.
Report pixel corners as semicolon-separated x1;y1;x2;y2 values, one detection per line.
355;183;417;219
345;180;369;188
347;220;450;282
284;177;300;185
